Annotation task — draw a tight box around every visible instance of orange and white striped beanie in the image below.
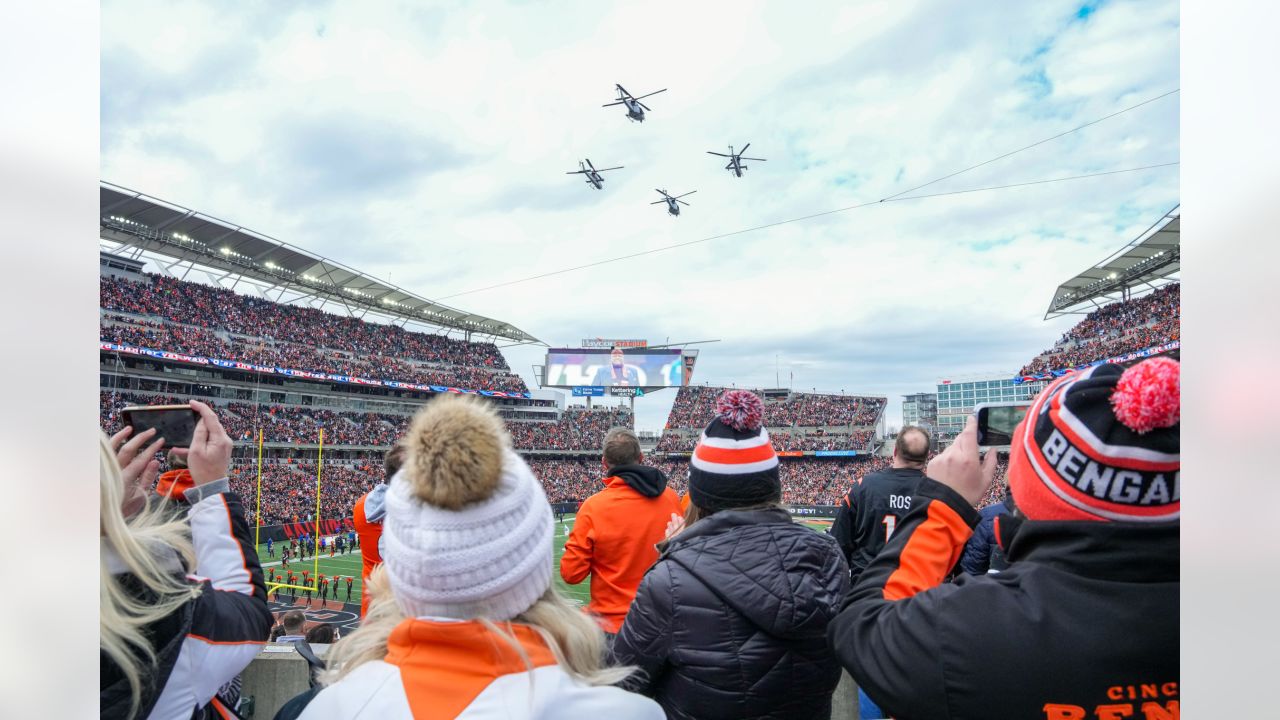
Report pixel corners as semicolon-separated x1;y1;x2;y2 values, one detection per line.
687;390;781;512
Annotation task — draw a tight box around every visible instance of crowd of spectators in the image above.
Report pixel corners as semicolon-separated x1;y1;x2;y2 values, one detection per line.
505;407;634;451
227;461;370;526
977;452;1010;509
101;388;1012;524
102;392;629;451
530;456;900;506
101;317;529;394
663;385;885;430
101;387;1003;523
101;274;511;368
1019;283;1180;376
655;428;876;453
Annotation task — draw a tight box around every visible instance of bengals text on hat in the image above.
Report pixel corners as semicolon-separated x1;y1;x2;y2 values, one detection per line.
1041;430;1179;506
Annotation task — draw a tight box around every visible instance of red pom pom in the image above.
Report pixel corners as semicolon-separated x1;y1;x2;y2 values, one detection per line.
716;390;764;432
1110;358;1180;434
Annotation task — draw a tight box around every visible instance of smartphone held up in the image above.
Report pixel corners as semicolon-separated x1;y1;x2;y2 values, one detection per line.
974;402;1032;448
120;405;198;448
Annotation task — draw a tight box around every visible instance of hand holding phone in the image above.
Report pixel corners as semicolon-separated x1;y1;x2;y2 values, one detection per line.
184;400;234;486
929;416;999;506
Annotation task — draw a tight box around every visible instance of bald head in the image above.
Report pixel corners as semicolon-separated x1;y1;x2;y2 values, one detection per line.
893;427;930;468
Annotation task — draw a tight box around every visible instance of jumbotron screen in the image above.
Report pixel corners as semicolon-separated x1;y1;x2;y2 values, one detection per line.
545;348;688;387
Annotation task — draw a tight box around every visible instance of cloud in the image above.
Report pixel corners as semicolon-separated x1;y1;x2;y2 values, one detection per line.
259;112;469;203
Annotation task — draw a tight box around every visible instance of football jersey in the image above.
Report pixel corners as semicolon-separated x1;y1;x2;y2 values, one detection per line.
830;467;930;583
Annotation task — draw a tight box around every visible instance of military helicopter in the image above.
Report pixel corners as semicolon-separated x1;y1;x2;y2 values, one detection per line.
602;84;667;123
565;159;623;190
651;188;696;216
706;143;767;178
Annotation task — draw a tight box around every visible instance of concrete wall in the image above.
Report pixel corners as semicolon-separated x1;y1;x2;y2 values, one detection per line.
239;643;326;718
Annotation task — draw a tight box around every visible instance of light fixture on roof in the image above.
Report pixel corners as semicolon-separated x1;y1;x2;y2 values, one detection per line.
221;248;231;255
265;262;277;269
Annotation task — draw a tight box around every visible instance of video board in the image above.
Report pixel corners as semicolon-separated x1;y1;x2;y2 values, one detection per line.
544;348;686;388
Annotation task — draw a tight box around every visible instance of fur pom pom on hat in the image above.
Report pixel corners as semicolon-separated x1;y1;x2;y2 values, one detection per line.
1007;359;1180;523
382;395;552;620
715;389;765;432
1110;357;1180;434
688;390;781;512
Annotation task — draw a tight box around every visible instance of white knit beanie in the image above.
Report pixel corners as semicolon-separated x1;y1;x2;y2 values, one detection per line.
382;395;552;621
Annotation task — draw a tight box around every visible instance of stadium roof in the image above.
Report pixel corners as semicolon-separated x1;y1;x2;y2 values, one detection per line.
99;182;540;344
1044;205;1180;319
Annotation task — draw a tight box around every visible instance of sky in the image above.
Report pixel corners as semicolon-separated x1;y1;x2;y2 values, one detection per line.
101;0;1180;433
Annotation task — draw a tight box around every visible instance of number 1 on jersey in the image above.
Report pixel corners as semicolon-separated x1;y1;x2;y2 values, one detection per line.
882;514;898;541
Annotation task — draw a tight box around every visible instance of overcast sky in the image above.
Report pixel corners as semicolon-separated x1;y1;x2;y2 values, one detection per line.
102;0;1179;433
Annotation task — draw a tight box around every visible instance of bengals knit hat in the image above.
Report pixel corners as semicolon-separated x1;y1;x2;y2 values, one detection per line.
688;390;781;512
382;395;552;621
1007;357;1180;522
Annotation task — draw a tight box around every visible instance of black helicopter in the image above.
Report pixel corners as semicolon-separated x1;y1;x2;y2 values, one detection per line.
707;143;766;177
602;84;667;122
651;188;696;216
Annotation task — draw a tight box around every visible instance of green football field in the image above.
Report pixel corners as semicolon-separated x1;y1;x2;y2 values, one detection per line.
254;515;832;608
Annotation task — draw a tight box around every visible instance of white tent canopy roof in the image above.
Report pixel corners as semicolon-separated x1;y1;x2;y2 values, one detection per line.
1045;206;1180;318
99;182;540;344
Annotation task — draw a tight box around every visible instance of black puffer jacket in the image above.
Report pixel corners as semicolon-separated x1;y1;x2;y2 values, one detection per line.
611;507;849;720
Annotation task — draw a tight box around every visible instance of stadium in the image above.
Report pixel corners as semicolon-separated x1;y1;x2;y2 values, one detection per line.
99;177;1179;623
85;5;1189;716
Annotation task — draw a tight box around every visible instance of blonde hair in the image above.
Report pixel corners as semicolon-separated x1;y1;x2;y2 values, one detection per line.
320;565;633;687
99;432;200;718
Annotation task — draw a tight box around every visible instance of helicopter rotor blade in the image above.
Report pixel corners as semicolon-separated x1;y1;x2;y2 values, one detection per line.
741;157;767;162
601;101;626;108
673;191;697;199
706;151;731;157
739;143;750;155
637;101;652;112
586;158;596;171
565;170;588;175
649;200;666;205
677;199;691;206
596;166;624;172
634;88;667;100
616;84;633;99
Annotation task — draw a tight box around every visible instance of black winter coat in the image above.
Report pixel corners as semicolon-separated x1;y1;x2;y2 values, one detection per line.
611;507;849;720
828;477;1180;720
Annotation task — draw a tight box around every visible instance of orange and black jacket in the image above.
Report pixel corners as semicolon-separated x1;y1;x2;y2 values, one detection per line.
560;464;681;633
826;477;1179;720
829;467;927;583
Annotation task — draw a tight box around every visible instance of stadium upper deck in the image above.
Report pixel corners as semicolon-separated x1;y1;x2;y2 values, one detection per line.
1018;209;1181;380
100;182;538;343
655;385;886;453
1019;282;1180;377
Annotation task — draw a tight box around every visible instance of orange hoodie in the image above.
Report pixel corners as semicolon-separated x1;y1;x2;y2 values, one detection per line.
352;488;387;617
560;468;681;633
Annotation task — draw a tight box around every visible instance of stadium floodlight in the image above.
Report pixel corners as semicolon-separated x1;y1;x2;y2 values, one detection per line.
221;247;231;254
